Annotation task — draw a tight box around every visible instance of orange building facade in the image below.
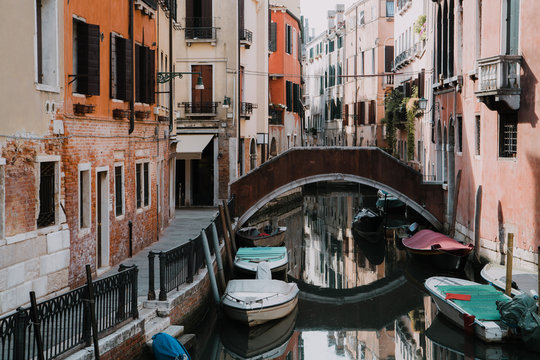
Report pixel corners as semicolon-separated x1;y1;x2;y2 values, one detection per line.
62;0;174;285
269;5;303;155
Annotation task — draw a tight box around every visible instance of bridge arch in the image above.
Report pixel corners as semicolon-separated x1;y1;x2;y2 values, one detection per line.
230;147;446;228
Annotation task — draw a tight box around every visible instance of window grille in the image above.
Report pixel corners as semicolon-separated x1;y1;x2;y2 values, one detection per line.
475;115;481;155
499;113;517;157
115;166;123;216
37;162;55;228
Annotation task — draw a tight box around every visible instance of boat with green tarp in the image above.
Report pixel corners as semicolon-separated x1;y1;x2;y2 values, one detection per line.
234;247;288;278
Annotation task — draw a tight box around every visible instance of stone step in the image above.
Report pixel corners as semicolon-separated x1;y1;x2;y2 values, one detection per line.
178;334;196;350
144;316;171;342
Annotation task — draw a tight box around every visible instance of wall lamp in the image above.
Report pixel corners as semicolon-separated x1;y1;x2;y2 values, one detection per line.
157;71;204;89
418;97;440;113
222;96;231;108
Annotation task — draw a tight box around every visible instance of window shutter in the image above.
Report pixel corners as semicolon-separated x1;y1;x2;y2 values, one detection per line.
239;0;245;32
369;100;376;124
297;34;301;61
135;44;141;102
286;81;292;111
384;46;393;72
201;0;212;25
110;34;117;99
293;83;299;113
147;48;155;104
86;24;100;95
360;102;365;124
118;37;133;102
270;22;277;52
418;69;425;98
186;0;193;20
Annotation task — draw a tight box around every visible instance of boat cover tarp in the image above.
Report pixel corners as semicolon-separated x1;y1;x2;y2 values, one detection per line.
226;279;295;296
256;262;272;280
403;229;474;254
236;247;287;262
152;333;190;360
436;284;510;320
497;293;540;351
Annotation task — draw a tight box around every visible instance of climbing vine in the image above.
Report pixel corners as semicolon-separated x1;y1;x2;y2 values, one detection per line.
382;89;406;156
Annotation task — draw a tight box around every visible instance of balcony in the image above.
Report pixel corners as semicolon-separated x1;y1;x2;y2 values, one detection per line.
382;73;394;90
475;55;522;111
240;102;257;117
239;28;253;48
184;17;217;44
181;102;219;117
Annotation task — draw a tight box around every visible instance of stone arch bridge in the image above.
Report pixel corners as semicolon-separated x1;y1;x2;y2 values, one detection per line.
230;147;446;229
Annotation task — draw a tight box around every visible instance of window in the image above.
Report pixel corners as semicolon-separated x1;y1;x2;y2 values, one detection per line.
286;81;293;111
337;64;342;84
72;18;100;95
136;162;150;209
185;0;213;38
79;166;90;229
293;83;300;113
337;36;343;49
456;115;463;153
292;28;297;58
269;22;277;52
110;34;133;101
310;47;314;59
37;161;57;228
285;24;292;54
386;0;394;17
329;40;335;53
371;48;375;74
475;115;481;155
36;0;59;88
504;0;520;55
115;165;124;216
358;11;365;26
135;44;155;104
499;113;517;158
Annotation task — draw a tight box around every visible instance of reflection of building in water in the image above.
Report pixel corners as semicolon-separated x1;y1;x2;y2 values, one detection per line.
341;328;396;360
394;308;426;360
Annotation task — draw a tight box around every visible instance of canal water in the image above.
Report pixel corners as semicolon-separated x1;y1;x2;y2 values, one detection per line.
190;182;537;360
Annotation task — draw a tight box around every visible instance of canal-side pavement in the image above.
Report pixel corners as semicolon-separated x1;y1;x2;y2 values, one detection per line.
100;207;219;297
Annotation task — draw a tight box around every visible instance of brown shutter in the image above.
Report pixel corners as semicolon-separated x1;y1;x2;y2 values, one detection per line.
86;24;100;95
117;37;133;102
369;100;376;124
239;0;244;32
202;0;212;25
135;44;141;102
186;0;193;20
270;22;277;52
110;34;117;99
418;69;425;98
148;48;155;104
384;46;393;72
360;102;365;124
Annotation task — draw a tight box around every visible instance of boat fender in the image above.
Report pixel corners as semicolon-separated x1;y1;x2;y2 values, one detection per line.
463;314;475;336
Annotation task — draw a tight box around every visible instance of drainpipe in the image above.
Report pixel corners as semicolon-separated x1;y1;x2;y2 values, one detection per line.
168;0;174;134
236;0;241;176
128;0;134;134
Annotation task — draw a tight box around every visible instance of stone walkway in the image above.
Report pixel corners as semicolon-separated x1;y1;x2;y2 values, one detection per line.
100;208;218;297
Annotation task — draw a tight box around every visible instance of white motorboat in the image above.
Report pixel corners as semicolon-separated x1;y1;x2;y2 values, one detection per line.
481;263;538;298
234;247;288;278
425;276;512;343
221;279;299;327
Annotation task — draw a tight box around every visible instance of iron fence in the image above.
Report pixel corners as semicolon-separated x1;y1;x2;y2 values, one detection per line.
239;28;253;43
0;266;138;360
182;102;219;115
149;197;234;301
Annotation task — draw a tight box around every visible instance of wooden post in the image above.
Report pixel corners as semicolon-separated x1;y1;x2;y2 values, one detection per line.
505;233;514;296
211;222;227;292
85;265;100;360
222;199;237;253
29;292;45;360
537;246;540;314
219;205;235;273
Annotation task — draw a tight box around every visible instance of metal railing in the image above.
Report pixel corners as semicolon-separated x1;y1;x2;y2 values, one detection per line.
148;197;234;301
240;102;257;116
239;28;253;43
182;102;219;115
184;17;216;40
0;266;138;360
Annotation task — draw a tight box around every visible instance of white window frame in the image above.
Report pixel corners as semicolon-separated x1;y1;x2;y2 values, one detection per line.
114;163;125;218
78;163;91;232
135;160;151;211
35;0;60;92
35;155;61;230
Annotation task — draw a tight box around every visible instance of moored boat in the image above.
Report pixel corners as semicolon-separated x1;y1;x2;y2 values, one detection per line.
352;208;383;243
425;276;512;343
236;226;287;247
481;263;538;298
221;279;299;327
376;190;406;214
402;229;474;270
234;247;288;279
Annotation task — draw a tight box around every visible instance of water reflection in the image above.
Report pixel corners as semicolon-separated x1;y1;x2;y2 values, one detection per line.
194;183;537;360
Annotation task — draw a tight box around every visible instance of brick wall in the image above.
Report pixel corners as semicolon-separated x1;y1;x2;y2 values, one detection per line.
62;116;173;286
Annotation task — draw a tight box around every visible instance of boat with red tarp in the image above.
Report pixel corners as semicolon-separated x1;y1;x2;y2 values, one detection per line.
402;229;474;270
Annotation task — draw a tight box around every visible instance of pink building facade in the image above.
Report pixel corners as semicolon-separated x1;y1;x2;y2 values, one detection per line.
434;0;540;269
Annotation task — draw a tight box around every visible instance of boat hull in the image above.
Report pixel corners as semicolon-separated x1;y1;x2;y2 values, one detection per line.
408;250;467;271
223;296;298;327
236;228;287;247
425;277;511;343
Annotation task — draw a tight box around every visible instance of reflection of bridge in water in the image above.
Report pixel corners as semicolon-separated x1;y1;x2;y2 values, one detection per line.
290;272;425;331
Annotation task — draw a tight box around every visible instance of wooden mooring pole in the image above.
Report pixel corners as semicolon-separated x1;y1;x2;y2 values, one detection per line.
505;233;514;296
218;205;234;273
222;200;237;253
537;246;540;314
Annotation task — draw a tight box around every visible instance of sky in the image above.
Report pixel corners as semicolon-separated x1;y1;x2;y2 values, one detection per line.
300;0;356;36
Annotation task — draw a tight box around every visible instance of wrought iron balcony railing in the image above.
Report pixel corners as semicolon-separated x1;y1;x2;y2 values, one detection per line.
239;28;253;46
475;55;522;111
182;102;219;115
269;108;283;125
184;17;217;41
240;102;257;116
